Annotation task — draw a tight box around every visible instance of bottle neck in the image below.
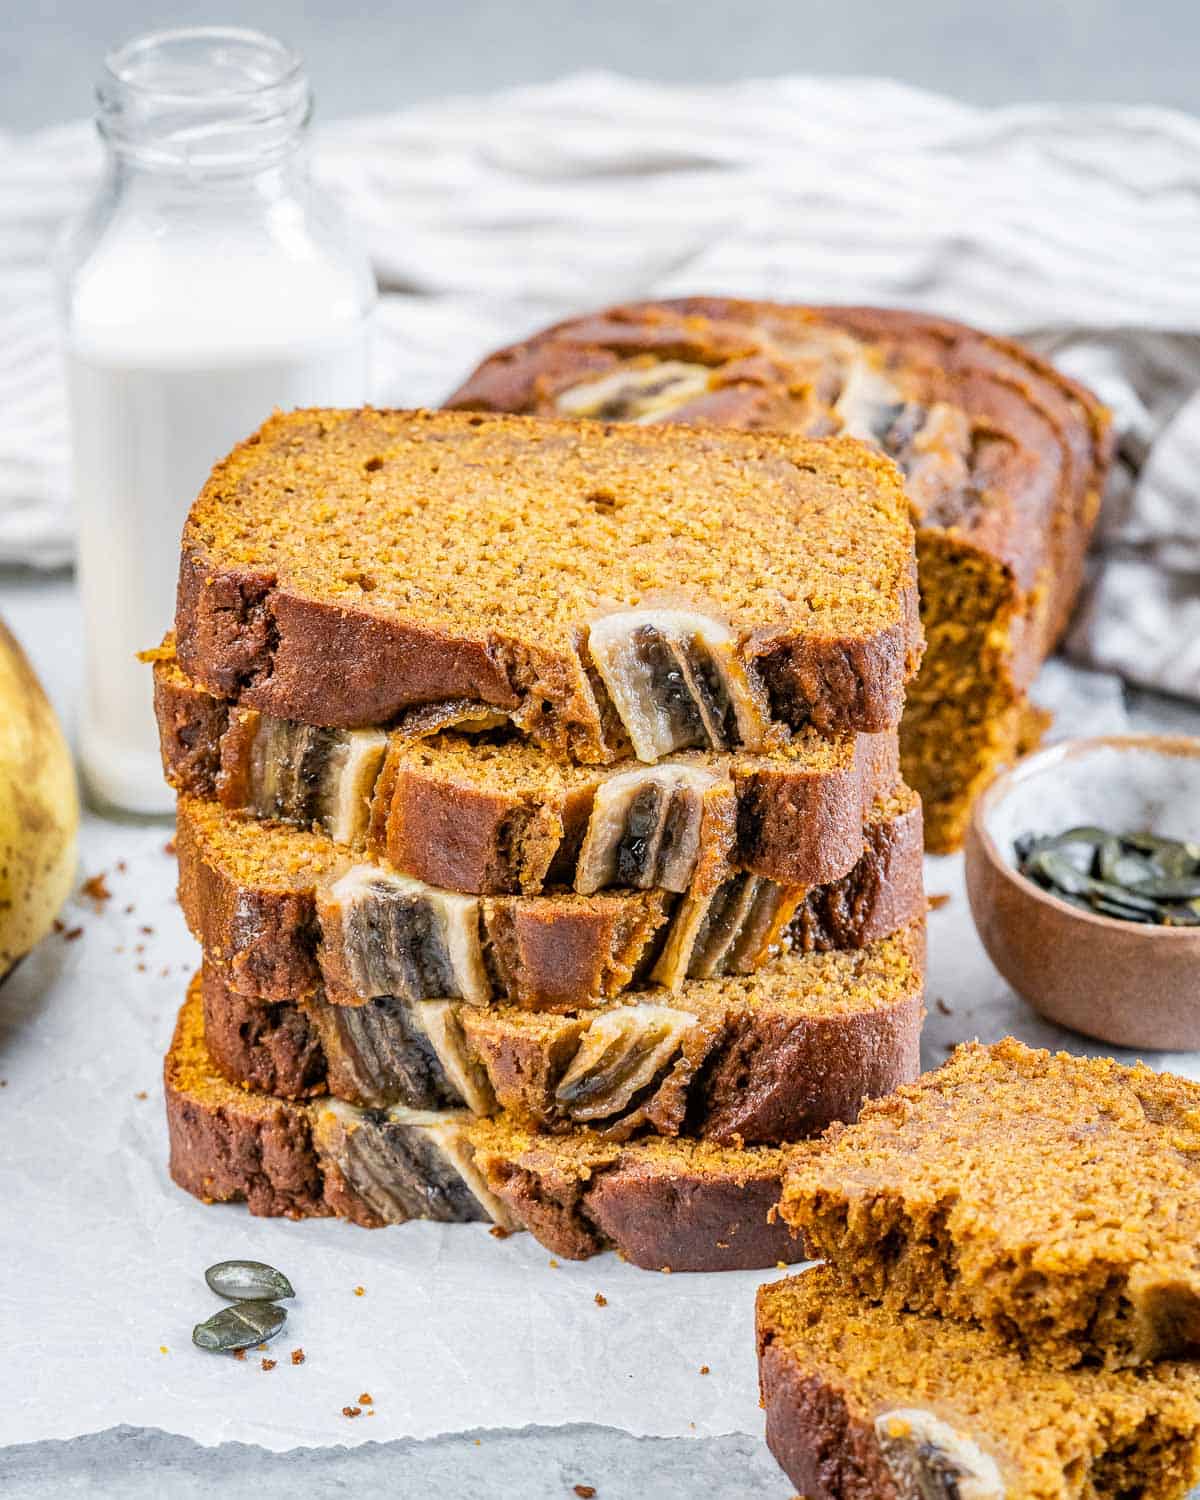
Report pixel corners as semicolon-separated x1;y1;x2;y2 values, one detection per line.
97;27;311;181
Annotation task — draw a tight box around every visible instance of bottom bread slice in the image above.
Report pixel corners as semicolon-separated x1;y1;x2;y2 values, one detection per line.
199;917;925;1143
166;977;805;1270
756;1266;1200;1500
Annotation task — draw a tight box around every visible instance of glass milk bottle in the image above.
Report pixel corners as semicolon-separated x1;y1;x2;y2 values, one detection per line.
57;27;374;813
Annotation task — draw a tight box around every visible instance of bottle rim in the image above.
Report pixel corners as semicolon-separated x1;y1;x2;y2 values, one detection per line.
96;27;311;170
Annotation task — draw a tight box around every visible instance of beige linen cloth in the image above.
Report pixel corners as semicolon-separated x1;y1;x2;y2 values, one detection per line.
2;72;1198;697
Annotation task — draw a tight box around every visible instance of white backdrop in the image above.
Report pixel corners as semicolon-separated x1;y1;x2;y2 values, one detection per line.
2;73;1200;693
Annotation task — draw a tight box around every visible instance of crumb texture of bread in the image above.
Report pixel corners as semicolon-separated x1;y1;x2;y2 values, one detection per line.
780;1039;1200;1369
445;299;1113;847
174;408;921;754
757;1267;1200;1500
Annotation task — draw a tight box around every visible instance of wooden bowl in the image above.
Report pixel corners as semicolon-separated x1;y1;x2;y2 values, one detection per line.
965;735;1200;1050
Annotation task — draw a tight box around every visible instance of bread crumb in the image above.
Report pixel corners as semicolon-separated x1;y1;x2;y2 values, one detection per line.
594;1293;607;1307
63;927;84;943
353;1285;365;1296
134;1090;148;1101
548;1258;559;1268
116;860;127;873
935;997;952;1015
80;872;111;906
159;1345;168;1354
342;1406;362;1418
53;919;65;934
232;1349;246;1362
141;924;155;935
928;892;951;911
291;1348;305;1365
489;1224;511;1239
262;1358;276;1371
660;1266;672;1275
573;1487;596;1498
699;1365;710;1375
358;1391;373;1405
164;838;177;855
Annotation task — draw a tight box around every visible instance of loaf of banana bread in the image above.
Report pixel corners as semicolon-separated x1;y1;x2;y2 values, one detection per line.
757;1266;1200;1500
446;300;1113;850
166;978;806;1270
172;409;922;759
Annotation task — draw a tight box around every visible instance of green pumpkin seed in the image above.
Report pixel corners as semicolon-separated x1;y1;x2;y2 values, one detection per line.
1124;875;1200;901
193;1300;286;1352
1017;823;1200;926
205;1260;295;1302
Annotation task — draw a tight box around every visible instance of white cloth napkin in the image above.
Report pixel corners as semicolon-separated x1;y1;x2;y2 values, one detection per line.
3;73;1198;697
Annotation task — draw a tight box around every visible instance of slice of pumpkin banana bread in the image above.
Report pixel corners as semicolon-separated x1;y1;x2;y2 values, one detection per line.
779;1038;1200;1370
166;977;805;1270
757;1266;1200;1500
173;408;922;757
154;646;902;896
176;785;923;1009
199;912;924;1141
445;299;1113;850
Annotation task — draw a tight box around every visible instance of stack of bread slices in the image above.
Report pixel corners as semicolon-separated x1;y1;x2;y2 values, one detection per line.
153;406;928;1271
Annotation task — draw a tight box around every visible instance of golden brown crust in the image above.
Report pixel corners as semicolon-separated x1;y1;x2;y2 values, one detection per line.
469;1120;805;1270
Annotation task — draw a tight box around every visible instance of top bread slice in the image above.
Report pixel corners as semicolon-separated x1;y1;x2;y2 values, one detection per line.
174;409;921;762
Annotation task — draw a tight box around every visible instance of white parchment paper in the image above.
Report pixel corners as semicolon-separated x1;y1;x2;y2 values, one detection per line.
1;659;1197;1453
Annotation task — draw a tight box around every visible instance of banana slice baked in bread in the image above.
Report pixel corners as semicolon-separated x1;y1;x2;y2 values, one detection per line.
779;1039;1200;1370
154;648;902;897
166;978;806;1270
445;300;1113;850
199;914;925;1142
172;409;921;759
756;1266;1200;1500
175;786;923;1009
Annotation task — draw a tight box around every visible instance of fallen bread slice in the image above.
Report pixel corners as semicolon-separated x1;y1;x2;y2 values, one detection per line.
757;1266;1200;1500
176;786;922;1009
200;914;925;1142
166;978;805;1270
154;646;901;895
779;1038;1200;1370
174;409;921;759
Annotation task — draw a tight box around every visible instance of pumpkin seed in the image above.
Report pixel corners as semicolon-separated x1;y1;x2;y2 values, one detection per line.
1016;825;1200;926
193;1300;286;1352
204;1260;295;1302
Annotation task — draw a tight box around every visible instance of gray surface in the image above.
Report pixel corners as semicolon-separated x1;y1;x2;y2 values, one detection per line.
5;0;1200;133
0;1424;789;1499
